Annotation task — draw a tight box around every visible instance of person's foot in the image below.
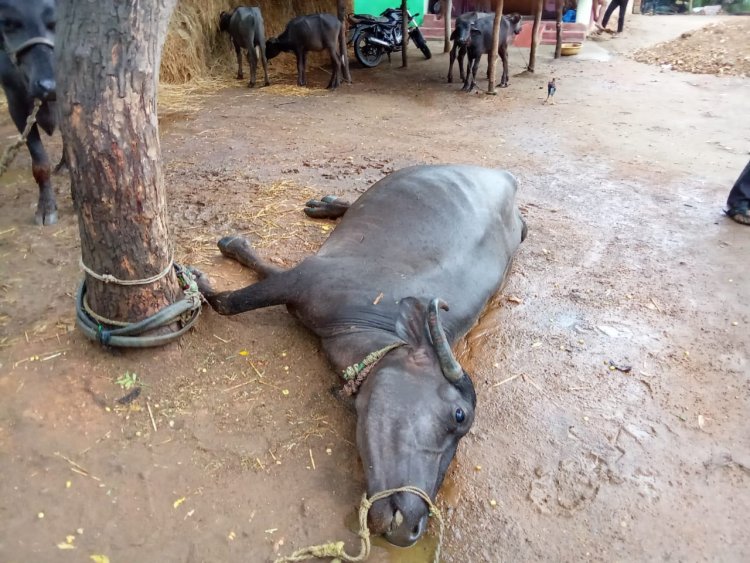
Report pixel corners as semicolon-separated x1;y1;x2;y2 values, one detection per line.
727;208;750;225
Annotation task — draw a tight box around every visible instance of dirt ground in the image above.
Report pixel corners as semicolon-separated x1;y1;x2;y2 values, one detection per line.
1;14;749;563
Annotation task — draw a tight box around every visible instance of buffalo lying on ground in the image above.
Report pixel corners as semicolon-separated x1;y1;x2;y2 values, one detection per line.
193;164;526;546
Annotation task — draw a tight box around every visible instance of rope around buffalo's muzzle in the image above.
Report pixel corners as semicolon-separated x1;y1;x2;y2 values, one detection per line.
274;486;444;563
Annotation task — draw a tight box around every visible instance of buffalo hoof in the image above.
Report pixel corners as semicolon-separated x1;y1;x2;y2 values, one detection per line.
263;81;270;87
447;76;453;83
34;205;58;226
236;74;244;80
304;196;349;220
217;235;252;260
247;81;255;88
185;266;212;295
728;209;750;225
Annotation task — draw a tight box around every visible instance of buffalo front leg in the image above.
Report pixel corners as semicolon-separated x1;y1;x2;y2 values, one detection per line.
499;47;509;87
234;39;244;79
296;50;307;86
447;43;458;83
190;267;291;316
303;195;350;219
458;46;467;81
27;127;57;226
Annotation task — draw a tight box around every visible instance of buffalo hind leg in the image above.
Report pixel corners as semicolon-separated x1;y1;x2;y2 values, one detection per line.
498;47;509;88
217;236;283;278
326;43;341;89
191;236;292;315
233;39;244;79
303;195;350;219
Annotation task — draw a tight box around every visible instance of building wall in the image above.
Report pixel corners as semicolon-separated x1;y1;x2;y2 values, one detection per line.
353;0;425;23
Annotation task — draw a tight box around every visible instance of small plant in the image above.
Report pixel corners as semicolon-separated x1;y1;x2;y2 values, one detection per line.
116;371;139;390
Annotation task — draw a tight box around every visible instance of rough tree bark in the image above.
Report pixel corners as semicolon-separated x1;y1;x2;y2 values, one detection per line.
555;0;564;59
443;0;453;53
528;0;543;72
337;0;352;83
487;0;504;94
401;0;409;68
57;0;181;325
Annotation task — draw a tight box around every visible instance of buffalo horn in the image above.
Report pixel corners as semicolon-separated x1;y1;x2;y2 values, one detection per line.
427;298;463;383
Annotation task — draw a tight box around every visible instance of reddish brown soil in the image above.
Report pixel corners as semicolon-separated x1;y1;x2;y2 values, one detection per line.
1;14;748;563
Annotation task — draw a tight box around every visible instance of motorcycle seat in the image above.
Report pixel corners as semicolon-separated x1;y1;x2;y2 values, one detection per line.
349;14;390;24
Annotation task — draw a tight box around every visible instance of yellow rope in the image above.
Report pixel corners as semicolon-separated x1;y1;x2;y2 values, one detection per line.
274;486;444;563
0;99;42;178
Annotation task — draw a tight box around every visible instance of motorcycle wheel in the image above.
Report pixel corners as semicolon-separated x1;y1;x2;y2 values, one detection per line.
354;31;384;68
410;28;432;60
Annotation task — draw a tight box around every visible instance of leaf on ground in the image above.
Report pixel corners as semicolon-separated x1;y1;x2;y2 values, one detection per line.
173;496;186;509
90;556;110;563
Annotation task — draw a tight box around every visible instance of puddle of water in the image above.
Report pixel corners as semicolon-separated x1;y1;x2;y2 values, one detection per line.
344;511;440;563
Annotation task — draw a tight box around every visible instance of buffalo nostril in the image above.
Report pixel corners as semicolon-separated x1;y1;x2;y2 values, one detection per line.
412;523;420;535
36;79;56;97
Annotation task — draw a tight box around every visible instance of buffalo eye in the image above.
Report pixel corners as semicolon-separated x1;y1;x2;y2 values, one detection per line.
1;19;23;32
454;407;465;424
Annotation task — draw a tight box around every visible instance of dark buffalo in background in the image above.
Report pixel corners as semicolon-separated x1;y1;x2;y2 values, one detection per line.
265;13;343;89
462;13;523;92
219;6;270;88
0;0;58;225
192;164;527;547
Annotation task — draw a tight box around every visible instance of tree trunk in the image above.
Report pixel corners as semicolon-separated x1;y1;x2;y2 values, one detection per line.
487;0;504;94
555;0;563;59
443;0;453;53
401;0;408;68
528;0;543;72
57;0;181;325
337;0;352;83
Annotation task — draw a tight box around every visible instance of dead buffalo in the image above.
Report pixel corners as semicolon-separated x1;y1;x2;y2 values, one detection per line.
0;0;58;225
193;164;527;546
265;13;343;89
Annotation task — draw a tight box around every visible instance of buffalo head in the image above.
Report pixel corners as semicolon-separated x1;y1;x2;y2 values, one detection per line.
218;10;233;33
265;37;282;60
507;13;523;36
355;297;476;547
0;0;56;101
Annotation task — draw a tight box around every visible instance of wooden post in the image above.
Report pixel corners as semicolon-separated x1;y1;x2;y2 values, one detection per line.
401;0;409;68
57;0;181;326
528;0;543;72
443;0;453;53
487;0;504;94
337;0;352;82
555;0;563;59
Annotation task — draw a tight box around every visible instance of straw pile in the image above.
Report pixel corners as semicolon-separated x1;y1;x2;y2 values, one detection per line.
161;0;352;84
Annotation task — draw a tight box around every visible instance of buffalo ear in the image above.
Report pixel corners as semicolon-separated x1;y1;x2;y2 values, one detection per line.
395;297;428;348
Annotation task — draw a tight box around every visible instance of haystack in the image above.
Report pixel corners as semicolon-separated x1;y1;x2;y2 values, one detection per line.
161;0;352;84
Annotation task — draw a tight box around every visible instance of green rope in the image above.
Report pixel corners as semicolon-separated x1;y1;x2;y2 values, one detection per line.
341;343;404;381
274;486;444;563
0;99;42;178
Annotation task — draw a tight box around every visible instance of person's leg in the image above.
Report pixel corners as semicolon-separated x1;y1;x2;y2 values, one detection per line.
616;0;627;33
726;160;750;224
601;0;618;28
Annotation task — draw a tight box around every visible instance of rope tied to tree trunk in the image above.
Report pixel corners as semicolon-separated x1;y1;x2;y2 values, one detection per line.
0;99;42;178
75;264;204;348
79;254;175;286
274;486;444;563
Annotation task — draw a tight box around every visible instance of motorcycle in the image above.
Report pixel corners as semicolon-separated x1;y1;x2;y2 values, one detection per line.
347;8;432;68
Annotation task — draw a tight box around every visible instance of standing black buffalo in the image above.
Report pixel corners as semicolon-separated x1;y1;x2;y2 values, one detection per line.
218;6;270;88
462;13;523;92
265;13;343;90
192;165;527;547
447;11;492;84
0;0;58;225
